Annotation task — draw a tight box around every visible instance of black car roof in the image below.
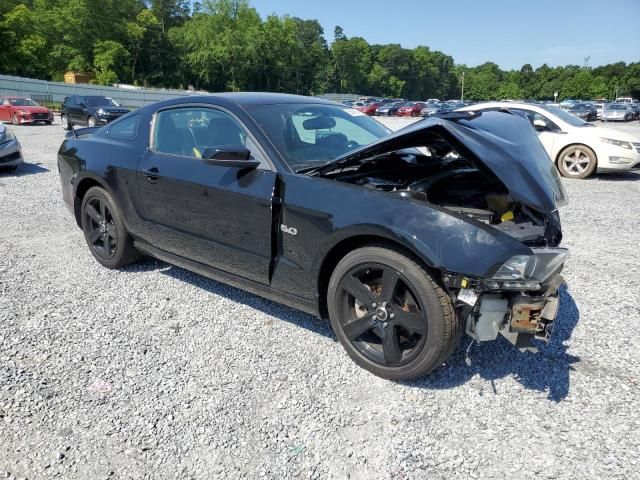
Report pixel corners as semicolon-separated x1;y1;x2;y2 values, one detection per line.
168;92;338;107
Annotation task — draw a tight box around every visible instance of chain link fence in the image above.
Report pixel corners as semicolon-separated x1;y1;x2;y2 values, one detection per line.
0;74;209;109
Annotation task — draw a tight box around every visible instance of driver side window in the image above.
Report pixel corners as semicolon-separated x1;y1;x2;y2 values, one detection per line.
152;107;266;167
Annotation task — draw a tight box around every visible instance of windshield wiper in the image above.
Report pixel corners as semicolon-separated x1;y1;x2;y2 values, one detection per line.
295;161;334;174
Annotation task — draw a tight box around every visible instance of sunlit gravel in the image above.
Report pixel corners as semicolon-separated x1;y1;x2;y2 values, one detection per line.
1;118;639;479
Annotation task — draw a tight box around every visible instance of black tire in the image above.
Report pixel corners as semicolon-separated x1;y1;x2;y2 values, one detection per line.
61;115;71;130
327;246;461;380
45;120;52;125
556;144;597;179
87;115;96;127
12;114;19;125
80;186;140;269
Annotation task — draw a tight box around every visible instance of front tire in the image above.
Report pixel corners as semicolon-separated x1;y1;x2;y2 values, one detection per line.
12;114;19;125
87;116;97;127
557;144;597;179
327;246;461;380
80;187;140;269
61;115;71;130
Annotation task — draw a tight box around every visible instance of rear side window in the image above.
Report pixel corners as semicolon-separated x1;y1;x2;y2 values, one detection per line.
107;115;139;141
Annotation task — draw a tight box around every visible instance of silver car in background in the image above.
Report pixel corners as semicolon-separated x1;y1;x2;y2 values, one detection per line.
0;124;23;171
601;103;634;122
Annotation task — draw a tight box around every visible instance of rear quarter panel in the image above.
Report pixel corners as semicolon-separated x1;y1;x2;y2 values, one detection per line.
57;115;150;236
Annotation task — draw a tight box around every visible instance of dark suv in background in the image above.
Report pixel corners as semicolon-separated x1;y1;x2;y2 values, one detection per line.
60;95;130;130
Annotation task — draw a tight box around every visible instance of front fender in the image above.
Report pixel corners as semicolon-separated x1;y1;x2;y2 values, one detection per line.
273;174;531;302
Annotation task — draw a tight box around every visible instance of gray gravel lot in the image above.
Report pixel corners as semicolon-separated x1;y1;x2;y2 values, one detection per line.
1;117;639;479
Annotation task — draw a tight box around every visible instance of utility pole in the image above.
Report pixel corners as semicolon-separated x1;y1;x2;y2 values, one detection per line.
460;71;465;102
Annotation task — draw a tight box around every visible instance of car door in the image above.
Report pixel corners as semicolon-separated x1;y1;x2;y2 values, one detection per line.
65;96;79;123
70;96;87;124
137;105;277;285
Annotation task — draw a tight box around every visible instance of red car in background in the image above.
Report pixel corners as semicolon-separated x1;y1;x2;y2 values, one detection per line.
354;101;381;116
397;101;427;117
0;96;54;125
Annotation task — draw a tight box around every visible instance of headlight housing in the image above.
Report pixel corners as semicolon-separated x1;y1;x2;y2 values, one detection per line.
97;108;106;115
492;255;537;280
601;138;633;150
485;248;569;290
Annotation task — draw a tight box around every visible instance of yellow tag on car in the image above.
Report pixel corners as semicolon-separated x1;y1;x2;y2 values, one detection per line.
501;211;514;222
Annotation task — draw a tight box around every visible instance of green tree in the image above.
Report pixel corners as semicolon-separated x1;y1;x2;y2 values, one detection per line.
93;40;131;84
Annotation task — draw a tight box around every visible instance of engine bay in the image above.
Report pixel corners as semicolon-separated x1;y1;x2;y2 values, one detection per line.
324;151;560;246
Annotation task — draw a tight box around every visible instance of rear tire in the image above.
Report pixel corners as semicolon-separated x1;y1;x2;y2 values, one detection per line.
557;144;597;179
328;246;461;380
80;186;140;269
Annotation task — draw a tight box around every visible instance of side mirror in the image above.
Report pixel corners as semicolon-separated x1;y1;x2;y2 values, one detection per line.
533;118;549;131
202;146;259;168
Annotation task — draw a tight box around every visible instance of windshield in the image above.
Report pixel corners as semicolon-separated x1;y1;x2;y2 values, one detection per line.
540;105;588;126
607;104;627;110
8;98;38;106
248;103;391;172
84;96;120;107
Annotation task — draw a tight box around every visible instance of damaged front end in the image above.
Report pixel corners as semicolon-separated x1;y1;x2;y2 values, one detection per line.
444;259;566;352
313;110;571;354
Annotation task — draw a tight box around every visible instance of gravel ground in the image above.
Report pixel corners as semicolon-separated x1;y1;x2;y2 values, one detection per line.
1;117;639;480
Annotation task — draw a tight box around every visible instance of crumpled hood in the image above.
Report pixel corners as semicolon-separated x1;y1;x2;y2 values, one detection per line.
323;111;568;213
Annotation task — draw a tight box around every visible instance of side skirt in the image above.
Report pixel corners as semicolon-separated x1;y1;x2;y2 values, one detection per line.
133;241;320;318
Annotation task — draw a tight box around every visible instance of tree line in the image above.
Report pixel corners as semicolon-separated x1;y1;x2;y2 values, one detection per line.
1;0;638;100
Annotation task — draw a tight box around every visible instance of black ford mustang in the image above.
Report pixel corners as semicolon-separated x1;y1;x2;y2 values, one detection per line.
58;93;570;380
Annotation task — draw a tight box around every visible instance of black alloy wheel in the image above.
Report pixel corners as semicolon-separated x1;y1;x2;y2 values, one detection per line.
336;262;427;367
84;196;117;260
80;186;140;268
328;246;461;380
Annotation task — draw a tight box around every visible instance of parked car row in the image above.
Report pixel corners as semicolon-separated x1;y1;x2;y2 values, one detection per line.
557;99;639;122
346;98;474;117
0;95;132;130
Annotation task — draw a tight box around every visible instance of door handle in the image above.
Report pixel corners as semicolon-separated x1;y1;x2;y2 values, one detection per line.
142;167;163;180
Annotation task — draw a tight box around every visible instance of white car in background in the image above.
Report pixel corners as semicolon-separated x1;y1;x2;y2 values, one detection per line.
457;102;640;178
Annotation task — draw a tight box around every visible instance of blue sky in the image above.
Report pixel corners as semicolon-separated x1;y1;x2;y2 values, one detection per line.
249;0;640;69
